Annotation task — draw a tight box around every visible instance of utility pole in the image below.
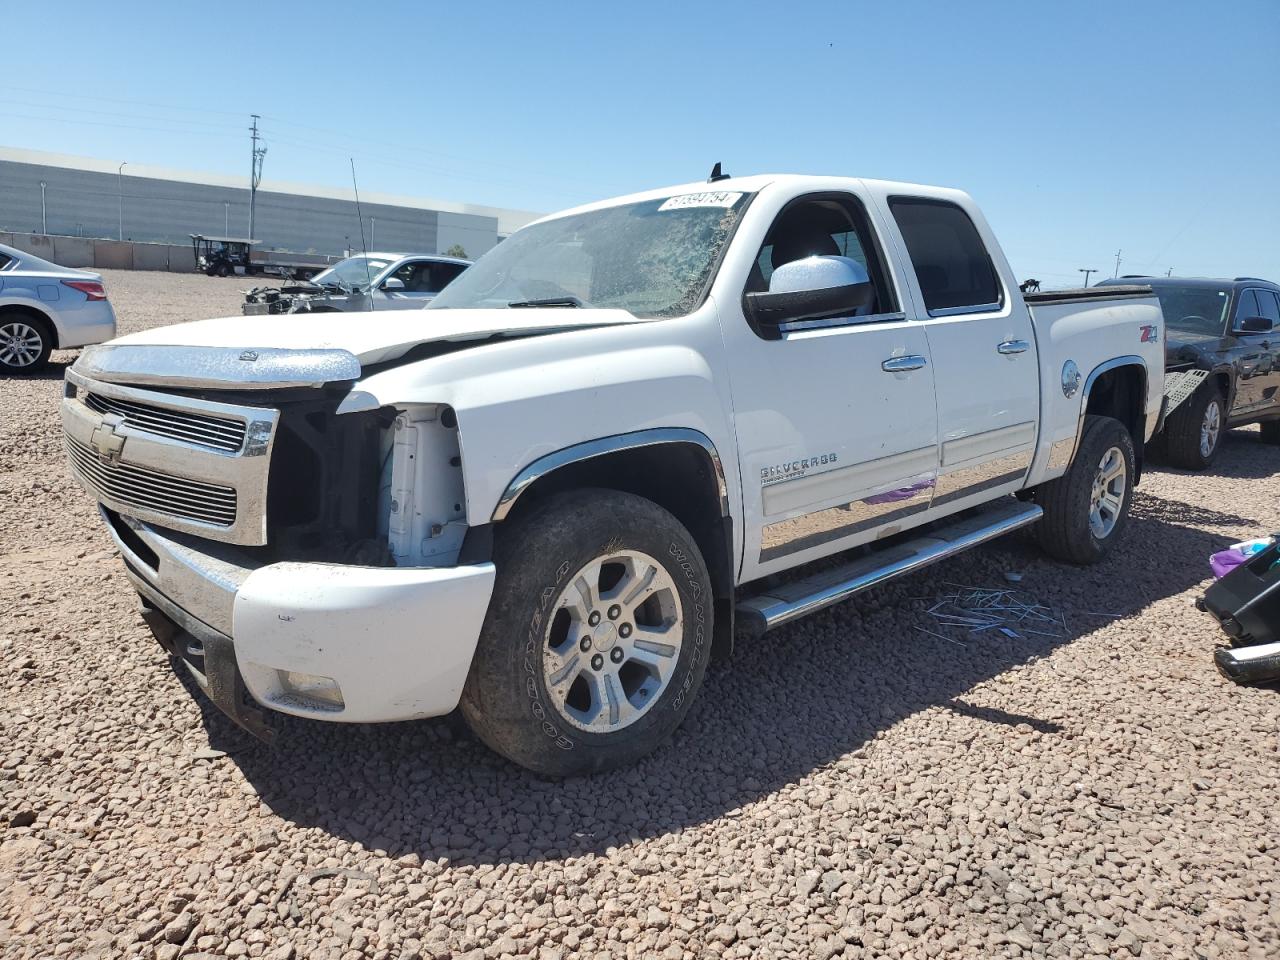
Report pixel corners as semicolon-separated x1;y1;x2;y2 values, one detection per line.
248;115;266;242
39;181;47;234
1166;267;1173;277
117;162;127;240
1113;249;1122;278
1079;267;1097;287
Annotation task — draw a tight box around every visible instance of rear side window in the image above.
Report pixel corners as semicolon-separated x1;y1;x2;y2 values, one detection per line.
0;253;11;271
889;198;1002;315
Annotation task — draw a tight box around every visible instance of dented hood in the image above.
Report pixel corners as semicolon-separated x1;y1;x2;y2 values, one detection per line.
74;307;647;390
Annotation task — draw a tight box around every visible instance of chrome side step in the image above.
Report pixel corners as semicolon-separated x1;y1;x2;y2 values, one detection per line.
737;498;1043;637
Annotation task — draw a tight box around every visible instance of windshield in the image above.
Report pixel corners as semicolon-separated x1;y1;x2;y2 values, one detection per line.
1153;285;1232;341
428;191;753;317
312;256;393;291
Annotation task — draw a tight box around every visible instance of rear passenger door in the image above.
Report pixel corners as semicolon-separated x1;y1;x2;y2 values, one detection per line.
885;197;1039;512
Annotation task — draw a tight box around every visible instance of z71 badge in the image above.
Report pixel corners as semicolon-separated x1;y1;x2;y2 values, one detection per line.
761;453;838;486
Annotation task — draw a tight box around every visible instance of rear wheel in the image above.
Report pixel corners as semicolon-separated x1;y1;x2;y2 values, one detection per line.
461;489;713;776
1035;415;1135;565
0;313;53;373
1165;384;1225;469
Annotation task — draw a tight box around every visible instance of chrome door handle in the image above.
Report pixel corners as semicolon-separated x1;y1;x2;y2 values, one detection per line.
998;339;1030;355
881;355;928;373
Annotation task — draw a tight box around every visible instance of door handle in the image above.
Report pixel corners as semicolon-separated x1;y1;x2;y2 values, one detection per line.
997;339;1030;355
881;355;928;373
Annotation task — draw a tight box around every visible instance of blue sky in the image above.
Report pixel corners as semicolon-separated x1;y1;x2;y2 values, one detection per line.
3;0;1277;286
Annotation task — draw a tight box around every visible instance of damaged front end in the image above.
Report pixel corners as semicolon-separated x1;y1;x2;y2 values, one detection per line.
62;343;480;738
242;283;356;316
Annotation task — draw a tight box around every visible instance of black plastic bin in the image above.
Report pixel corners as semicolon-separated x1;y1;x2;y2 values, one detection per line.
1201;539;1280;646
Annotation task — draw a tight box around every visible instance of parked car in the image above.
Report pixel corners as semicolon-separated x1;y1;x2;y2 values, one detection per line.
1098;276;1280;468
241;253;470;315
0;242;116;374
61;173;1163;775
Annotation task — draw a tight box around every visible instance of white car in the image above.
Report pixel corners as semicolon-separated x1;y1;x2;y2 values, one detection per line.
0;242;117;373
61;173;1164;775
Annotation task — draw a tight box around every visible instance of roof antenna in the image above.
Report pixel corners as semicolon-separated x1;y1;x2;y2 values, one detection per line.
349;158;375;311
708;162;730;183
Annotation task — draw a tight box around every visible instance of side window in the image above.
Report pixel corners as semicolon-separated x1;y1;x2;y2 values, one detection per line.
745;194;896;318
0;253;11;271
888;197;1002;315
1234;289;1259;326
1253;290;1280;325
429;262;468;292
387;262;418;289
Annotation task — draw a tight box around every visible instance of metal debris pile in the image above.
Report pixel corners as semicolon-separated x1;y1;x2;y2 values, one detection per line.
915;582;1069;646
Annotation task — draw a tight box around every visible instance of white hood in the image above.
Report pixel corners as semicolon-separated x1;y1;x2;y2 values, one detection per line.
111;307;647;366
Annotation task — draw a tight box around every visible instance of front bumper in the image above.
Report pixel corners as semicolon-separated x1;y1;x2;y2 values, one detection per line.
103;509;496;730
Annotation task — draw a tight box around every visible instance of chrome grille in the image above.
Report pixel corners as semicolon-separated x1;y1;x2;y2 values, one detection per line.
85;391;246;453
65;434;237;527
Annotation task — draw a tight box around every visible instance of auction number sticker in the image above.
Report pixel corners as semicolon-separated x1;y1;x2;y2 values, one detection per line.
658;192;743;211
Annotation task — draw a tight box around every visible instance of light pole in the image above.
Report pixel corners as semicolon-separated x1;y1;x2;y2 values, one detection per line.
117;162;128;240
370;218;376;250
1078;267;1097;287
39;181;47;234
224;202;230;236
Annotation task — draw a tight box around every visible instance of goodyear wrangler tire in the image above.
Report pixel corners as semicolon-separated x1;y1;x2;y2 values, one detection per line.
461;489;713;776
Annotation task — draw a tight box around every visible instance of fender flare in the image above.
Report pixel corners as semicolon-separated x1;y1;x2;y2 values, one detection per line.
490;426;729;523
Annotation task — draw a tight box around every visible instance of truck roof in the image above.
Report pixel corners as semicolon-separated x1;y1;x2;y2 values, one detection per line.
529;173;974;228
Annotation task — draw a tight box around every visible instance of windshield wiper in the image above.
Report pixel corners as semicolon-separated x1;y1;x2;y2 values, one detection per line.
508;296;583;308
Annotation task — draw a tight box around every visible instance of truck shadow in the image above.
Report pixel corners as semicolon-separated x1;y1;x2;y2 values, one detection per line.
183;489;1247;868
1146;427;1280;481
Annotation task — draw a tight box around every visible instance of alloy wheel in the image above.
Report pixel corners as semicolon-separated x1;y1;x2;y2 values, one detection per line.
1089;445;1127;539
542;549;684;733
0;321;43;368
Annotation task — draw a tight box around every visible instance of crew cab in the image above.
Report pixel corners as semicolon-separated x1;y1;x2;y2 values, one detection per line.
60;174;1163;775
1098;276;1280;468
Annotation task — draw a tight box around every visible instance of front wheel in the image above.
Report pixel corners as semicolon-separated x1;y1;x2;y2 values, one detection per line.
461;489;713;776
1035;415;1135;565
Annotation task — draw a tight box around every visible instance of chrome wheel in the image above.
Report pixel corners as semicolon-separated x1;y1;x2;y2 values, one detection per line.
1089;445;1127;539
542;549;683;733
0;321;44;368
1200;399;1222;459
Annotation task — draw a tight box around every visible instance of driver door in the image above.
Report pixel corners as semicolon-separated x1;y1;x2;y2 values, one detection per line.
723;192;940;582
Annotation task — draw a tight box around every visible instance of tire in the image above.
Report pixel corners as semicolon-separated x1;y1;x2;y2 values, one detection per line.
0;312;53;374
216;262;233;278
461;489;714;776
1259;420;1280;445
1035;415;1135;565
1164;384;1225;469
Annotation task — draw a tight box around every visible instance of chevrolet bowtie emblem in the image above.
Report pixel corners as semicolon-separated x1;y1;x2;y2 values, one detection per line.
239;350;259;362
89;413;127;465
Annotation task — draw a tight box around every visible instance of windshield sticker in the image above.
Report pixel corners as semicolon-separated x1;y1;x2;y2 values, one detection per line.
658;192;743;212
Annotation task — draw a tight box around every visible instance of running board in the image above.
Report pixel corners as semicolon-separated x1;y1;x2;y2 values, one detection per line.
736;498;1043;638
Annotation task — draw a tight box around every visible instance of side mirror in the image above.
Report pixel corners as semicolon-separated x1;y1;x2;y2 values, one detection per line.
1234;315;1274;335
382;277;406;291
744;256;875;330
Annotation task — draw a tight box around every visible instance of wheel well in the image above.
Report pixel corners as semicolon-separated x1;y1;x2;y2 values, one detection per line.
1084;364;1145;479
500;442;737;658
0;304;57;348
1211;371;1232;406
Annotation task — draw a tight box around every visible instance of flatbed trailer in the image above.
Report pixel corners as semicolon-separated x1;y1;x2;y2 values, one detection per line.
191;235;342;280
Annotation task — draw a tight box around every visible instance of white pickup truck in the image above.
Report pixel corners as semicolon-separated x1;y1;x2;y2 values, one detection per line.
61;174;1164;775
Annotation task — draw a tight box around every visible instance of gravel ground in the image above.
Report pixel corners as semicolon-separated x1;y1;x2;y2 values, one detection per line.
2;269;1279;959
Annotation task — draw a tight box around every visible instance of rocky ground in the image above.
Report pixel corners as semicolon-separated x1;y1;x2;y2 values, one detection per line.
2;268;1278;959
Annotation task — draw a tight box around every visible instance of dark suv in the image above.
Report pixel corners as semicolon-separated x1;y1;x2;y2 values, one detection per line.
1098;276;1280;468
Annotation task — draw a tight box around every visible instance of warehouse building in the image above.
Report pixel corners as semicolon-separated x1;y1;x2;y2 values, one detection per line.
0;146;539;259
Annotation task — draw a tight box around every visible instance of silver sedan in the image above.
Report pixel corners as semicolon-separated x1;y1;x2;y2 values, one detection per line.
0;242;117;373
